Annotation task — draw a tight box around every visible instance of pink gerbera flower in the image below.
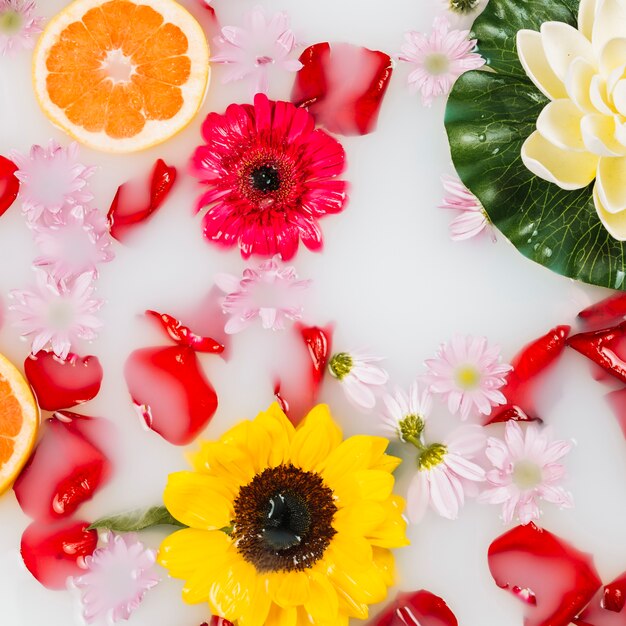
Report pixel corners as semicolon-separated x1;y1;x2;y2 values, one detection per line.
190;93;348;260
440;175;494;241
211;6;303;95
424;335;512;420
407;425;486;522
12;141;95;224
478;421;574;525
398;16;485;106
9;270;103;359
215;256;311;334
329;351;388;409
0;0;43;56
72;532;160;624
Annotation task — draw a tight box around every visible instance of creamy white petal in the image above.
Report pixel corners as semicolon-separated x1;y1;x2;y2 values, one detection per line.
536;100;585;151
540;21;596;82
581;113;626;155
592;0;626;55
612;78;626;115
593;182;626;239
521;130;599;190
579;0;599;40
600;38;626;75
607;64;626;93
596;155;626;212
516;29;567;100
590;74;614;114
565;57;597;113
615;119;626;146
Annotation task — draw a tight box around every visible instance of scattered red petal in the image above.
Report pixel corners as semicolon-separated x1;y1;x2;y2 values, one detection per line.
24;351;103;411
107;159;177;242
574;571;626;625
0;155;19;217
373;589;458;626
292;42;393;135
604;572;626;612
13;412;112;520
488;523;602;626
197;0;215;16
568;322;626;384
578;294;626;330
145;310;224;354
487;326;570;424
202;619;234;626
274;382;289;415
298;323;332;389
124;345;218;445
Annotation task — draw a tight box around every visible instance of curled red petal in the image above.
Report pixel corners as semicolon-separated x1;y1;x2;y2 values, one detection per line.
484;406;543;426
24;350;103;411
292;42;393;135
568;322;626;384
578;293;626;329
373;589;458;626
13;412;113;520
145;310;224;354
203;618;234;626
488;523;602;626
0;155;19;216
604;572;626;612
107;159;177;242
573;571;626;624
21;519;97;590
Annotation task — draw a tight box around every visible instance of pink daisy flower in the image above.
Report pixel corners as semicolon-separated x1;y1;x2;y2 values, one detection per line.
407;425;486;522
0;0;43;56
424;335;512;420
211;7;303;95
9;270;103;359
440;175;494;241
398;16;485;106
478;421;574;525
72;532;160;624
33;207;114;279
381;381;432;443
12;141;95;224
215;256;311;334
190;93;348;260
329;351;388;409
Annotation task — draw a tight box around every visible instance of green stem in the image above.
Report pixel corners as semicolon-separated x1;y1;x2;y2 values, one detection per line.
404;435;425;450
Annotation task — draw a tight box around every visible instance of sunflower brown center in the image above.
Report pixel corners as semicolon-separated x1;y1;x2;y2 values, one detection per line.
232;464;337;572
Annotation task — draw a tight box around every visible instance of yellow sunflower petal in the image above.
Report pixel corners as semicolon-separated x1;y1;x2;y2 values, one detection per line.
333;500;387;536
271;570;311;607
266;603;298;626
238;576;273;626
190;440;256;485
250;404;295;469
209;557;258;620
163;472;234;530
289;404;343;470
370;453;402;473
304;570;340;622
372;547;396;587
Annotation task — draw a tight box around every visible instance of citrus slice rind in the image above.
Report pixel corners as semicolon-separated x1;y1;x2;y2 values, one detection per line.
33;0;210;153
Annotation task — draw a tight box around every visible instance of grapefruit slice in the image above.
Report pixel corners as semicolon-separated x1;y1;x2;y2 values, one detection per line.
33;0;210;153
0;353;39;495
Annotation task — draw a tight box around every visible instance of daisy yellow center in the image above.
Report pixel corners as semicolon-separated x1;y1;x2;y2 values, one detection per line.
102;49;134;83
513;460;542;490
418;443;447;470
0;10;22;34
424;52;450;76
449;0;480;14
47;300;74;330
398;414;424;443
329;352;353;380
455;364;481;390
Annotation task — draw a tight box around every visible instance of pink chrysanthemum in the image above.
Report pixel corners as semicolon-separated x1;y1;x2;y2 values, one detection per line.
0;0;43;56
381;381;432;442
190;93;348;260
398;16;485;106
9;270;103;359
215;256;311;334
478;421;574;525
440;175;494;241
424;335;512;420
72;532;160;624
12;141;95;224
329;351;388;409
211;7;303;95
407;425;486;522
33;207;114;279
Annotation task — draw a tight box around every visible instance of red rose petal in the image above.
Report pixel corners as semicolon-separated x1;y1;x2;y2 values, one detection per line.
373;589;458;626
488;523;602;626
124;345;218;445
202;619;234;626
24;351;103;411
573;572;626;625
107;159;177;242
21;519;97;590
145;310;224;354
292;42;393;135
0;155;19;217
578;294;626;330
568;322;626;384
13;412;112;520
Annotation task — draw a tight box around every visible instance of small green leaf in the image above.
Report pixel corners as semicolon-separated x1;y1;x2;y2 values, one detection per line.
88;506;186;532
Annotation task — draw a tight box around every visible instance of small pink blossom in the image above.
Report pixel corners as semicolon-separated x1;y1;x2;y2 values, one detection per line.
381;381;432;441
398;16;485;106
329;351;389;409
9;270;103;359
478;421;574;525
72;532;160;624
424;335;512;420
215;256;311;334
11;141;96;224
440;175;494;241
0;0;43;56
407;425;486;522
211;6;303;94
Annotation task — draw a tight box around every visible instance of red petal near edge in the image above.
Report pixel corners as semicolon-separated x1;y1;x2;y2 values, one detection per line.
292;42;393;135
568;322;626;384
574;571;626;625
372;589;458;626
24;351;103;411
488;523;602;626
0;155;19;217
21;519;97;589
579;294;626;330
145;310;224;354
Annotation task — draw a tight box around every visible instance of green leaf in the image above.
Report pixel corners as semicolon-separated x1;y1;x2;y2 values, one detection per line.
88;506;186;532
445;0;626;290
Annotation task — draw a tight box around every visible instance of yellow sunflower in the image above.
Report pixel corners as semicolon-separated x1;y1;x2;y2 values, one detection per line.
158;402;408;626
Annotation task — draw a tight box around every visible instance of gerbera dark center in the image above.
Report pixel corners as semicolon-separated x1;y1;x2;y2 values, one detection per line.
250;164;281;193
232;464;337;573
